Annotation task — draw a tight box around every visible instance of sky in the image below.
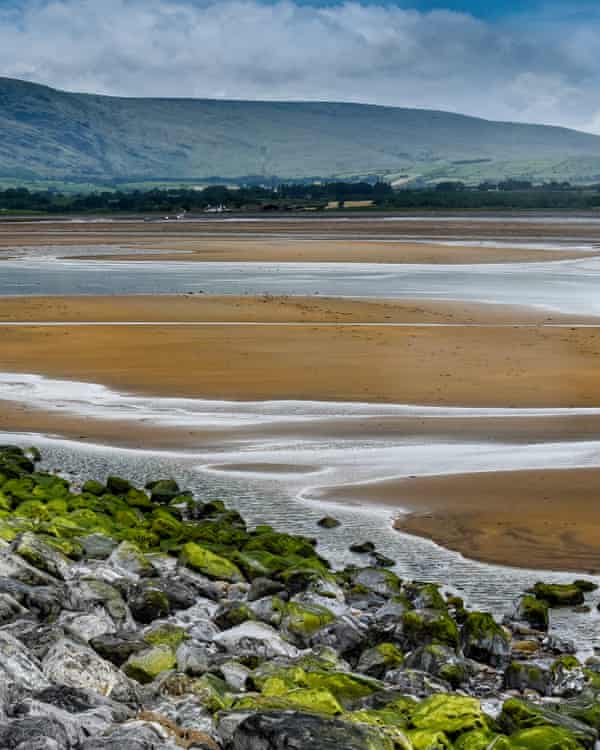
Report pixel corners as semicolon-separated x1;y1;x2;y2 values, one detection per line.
1;0;600;133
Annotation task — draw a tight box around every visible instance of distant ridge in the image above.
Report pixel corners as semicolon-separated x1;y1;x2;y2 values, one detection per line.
2;77;600;186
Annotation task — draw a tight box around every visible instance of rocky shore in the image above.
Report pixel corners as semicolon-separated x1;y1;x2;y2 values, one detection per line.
0;445;599;750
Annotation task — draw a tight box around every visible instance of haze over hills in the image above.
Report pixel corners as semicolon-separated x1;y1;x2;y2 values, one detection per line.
2;76;600;188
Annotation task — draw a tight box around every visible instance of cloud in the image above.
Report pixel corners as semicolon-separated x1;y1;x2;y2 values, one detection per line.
1;0;599;133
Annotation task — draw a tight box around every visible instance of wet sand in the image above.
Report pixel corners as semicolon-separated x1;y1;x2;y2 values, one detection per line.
317;469;600;573
1;219;598;264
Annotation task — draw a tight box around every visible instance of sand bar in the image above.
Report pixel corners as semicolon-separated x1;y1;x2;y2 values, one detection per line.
0;297;599;406
315;469;600;573
1;219;598;263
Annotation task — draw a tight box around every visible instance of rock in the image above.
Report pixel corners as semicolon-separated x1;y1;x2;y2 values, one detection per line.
410;694;488;734
550;655;586;697
513;595;549;631
79;533;119;560
371;552;395;568
90;632;148;667
247;577;286;602
510;726;582;749
357;643;404;679
220;661;252;692
349;541;376;554
399;608;459;650
0;717;71;750
404;644;467;688
214;622;299;660
108;541;158;578
13;532;70;580
318;517;341;529
42;638;137;704
80;720;174;750
68;578;132;629
58;609;117;642
532;582;585;607
214;601;255;630
309;614;369;661
385;668;452;698
123;645;177;684
180;543;245;583
350;567;402;598
128;582;170;624
147;479;181;504
461;611;511;667
0;591;28;624
574;579;598;593
280;599;335;645
105;476;134;495
230;710;397;749
0;631;50;692
82;480;106;496
405;582;446;610
503;662;550;695
498;697;598;749
176;642;215;675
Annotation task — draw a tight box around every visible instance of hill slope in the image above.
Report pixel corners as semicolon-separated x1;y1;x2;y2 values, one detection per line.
2;77;600;185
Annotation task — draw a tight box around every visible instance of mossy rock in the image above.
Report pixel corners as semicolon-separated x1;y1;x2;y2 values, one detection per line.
184;519;249;547
150;508;184;539
282;600;336;639
147;478;180;504
405;583;447;610
574;580;599;593
180;542;245;582
532;582;585;607
510;725;583;749
123;644;176;684
558;693;600;733
105;476;134;496
409;729;452;749
125;487;155;510
214;601;255;630
515;595;549;631
236;687;344;716
499;698;596;748
410;694;488;736
504;662;550;695
82;479;105;496
144;623;189;650
461;611;511;667
318;517;341;529
192;673;233;713
454;730;512;750
13;499;51;521
244;529;319;560
401;609;459;649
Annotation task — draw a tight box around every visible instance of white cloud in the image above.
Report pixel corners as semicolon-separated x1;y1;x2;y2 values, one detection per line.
1;0;599;133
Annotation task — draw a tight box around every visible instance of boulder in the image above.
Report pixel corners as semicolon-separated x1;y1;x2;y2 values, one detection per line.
108;541;158;579
404;644;467;688
318;517;341;529
513;595;549;631
128;582;170;624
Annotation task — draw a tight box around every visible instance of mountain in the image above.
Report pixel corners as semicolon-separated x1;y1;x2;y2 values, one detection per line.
2;76;600;187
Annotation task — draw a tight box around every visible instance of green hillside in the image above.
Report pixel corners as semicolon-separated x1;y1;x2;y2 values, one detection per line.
2;77;600;186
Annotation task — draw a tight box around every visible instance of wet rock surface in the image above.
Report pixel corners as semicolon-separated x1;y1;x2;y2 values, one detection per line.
0;446;599;749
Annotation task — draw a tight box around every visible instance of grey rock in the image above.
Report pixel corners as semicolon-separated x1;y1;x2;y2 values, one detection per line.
0;631;50;692
108;542;158;579
247;578;285;603
176;642;215;676
42;638;138;705
310;615;368;661
403;644;467;688
57;609;117;642
503;662;550;695
220;661;251;692
0;592;28;624
386;667;452;697
214;622;299;660
0;717;71;750
78;534;119;560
